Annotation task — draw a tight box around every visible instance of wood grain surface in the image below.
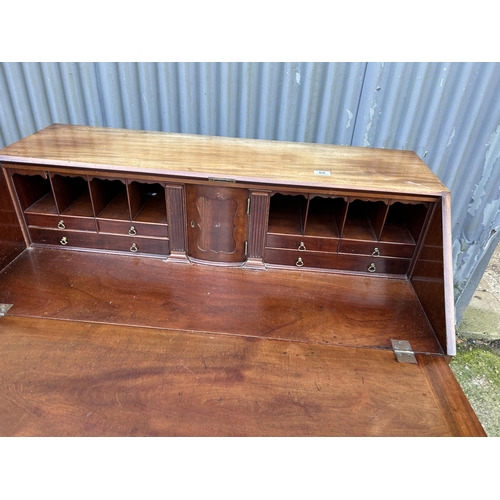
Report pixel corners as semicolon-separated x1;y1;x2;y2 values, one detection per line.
0;316;485;436
186;184;248;262
0;170;25;271
0;124;448;196
0;126;474;437
0;248;442;353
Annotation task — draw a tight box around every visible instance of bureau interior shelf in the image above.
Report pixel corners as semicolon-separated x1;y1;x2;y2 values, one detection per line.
26;191;58;215
343;199;382;241
304;196;342;238
13;172;57;215
380;202;428;244
264;191;431;276
12;171;169;227
52;174;94;217
129;181;168;224
268;192;426;245
267;193;307;235
10;169;171;258
92;178;130;220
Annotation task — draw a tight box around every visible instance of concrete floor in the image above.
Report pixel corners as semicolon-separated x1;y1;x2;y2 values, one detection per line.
451;244;500;436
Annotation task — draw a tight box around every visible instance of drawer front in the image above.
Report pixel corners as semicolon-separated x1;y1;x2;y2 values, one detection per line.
97;219;169;238
339;239;415;258
341;255;410;275
264;248;410;275
266;233;339;253
265;248;337;269
29;228;170;256
25;213;97;232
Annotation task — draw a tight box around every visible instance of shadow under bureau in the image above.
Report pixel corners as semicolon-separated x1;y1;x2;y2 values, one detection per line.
0;124;485;436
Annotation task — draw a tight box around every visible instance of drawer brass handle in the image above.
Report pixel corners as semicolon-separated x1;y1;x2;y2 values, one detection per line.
296;257;304;267
128;225;137;235
368;262;376;273
60;236;68;246
372;247;380;257
298;242;306;251
130;243;138;253
57;220;66;229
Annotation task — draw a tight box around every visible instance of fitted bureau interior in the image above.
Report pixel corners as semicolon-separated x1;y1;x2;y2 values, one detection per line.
265;192;429;275
11;170;170;256
14;172;168;224
10;167;437;276
2;164;448;357
14;171;430;277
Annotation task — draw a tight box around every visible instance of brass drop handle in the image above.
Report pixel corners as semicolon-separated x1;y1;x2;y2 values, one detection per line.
130;243;138;253
372;247;380;257
128;225;137;235
298;241;306;251
57;220;66;229
368;262;376;273
296;257;304;267
60;236;68;246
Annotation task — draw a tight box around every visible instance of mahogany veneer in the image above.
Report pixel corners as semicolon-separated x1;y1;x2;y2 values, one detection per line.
0;124;485;436
0;248;441;353
0;316;483;437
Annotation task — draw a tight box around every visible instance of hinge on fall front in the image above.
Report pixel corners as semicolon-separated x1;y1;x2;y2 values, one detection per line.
207;177;236;183
244;241;248;256
391;339;418;364
0;304;13;318
247;198;251;215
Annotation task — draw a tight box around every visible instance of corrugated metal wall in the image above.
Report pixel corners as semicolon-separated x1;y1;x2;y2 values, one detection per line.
1;62;499;322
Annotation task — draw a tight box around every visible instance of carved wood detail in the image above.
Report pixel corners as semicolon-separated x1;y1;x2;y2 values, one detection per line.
166;185;187;252
248;191;270;259
186;185;248;263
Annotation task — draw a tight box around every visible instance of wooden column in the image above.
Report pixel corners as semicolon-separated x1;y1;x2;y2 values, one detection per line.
245;191;270;268
166;184;189;262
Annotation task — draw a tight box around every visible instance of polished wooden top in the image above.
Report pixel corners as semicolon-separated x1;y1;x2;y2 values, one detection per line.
0;124;448;196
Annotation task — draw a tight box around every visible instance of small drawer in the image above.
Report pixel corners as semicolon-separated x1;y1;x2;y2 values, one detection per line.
100;234;170;255
335;254;411;275
266;233;339;253
339;239;415;258
29;228;170;256
264;248;337;270
29;228;99;249
25;213;97;232
97;219;168;238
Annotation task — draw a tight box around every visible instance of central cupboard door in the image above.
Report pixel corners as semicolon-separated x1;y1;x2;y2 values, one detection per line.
186;185;249;263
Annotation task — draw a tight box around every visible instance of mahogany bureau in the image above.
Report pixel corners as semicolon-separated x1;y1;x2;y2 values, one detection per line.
0;124;485;436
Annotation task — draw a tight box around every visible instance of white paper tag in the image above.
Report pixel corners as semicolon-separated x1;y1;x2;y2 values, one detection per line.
314;170;331;176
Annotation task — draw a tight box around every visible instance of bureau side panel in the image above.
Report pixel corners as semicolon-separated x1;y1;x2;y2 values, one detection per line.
0;168;26;271
410;197;454;355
